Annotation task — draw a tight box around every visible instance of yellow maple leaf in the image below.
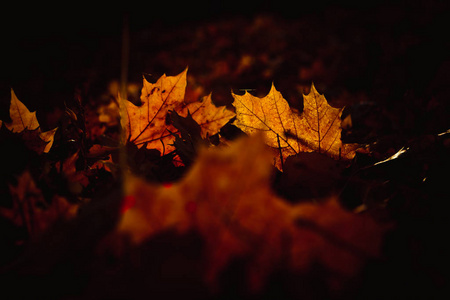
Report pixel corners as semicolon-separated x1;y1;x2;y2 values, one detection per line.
232;83;358;170
120;68;235;155
1;89;57;154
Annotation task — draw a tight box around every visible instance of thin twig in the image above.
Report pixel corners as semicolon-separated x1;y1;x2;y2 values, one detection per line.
119;13;130;180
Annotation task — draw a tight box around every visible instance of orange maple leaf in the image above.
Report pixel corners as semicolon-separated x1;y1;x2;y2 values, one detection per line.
232;83;358;170
0;89;57;154
117;134;386;292
119;68;235;155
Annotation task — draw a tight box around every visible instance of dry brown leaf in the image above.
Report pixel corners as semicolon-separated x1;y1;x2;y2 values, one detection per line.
120;68;235;155
55;151;90;188
232;83;358;170
0;171;78;238
1;89;57;154
117;134;386;292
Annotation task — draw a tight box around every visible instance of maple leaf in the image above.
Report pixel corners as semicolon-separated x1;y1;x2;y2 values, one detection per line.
116;134;386;292
120;68;235;155
0;89;57;154
232;83;358;170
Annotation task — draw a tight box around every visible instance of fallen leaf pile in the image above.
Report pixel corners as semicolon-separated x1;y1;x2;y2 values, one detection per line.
0;171;78;238
1;66;448;300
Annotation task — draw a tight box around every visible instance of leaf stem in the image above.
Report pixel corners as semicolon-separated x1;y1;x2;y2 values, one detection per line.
277;134;284;170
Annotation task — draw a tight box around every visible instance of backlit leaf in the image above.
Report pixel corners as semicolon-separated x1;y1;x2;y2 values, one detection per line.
120;69;235;155
232;83;358;170
5;89;40;133
1;89;57;154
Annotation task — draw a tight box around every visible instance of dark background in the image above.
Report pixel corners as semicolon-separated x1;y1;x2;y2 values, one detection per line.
2;0;450;133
